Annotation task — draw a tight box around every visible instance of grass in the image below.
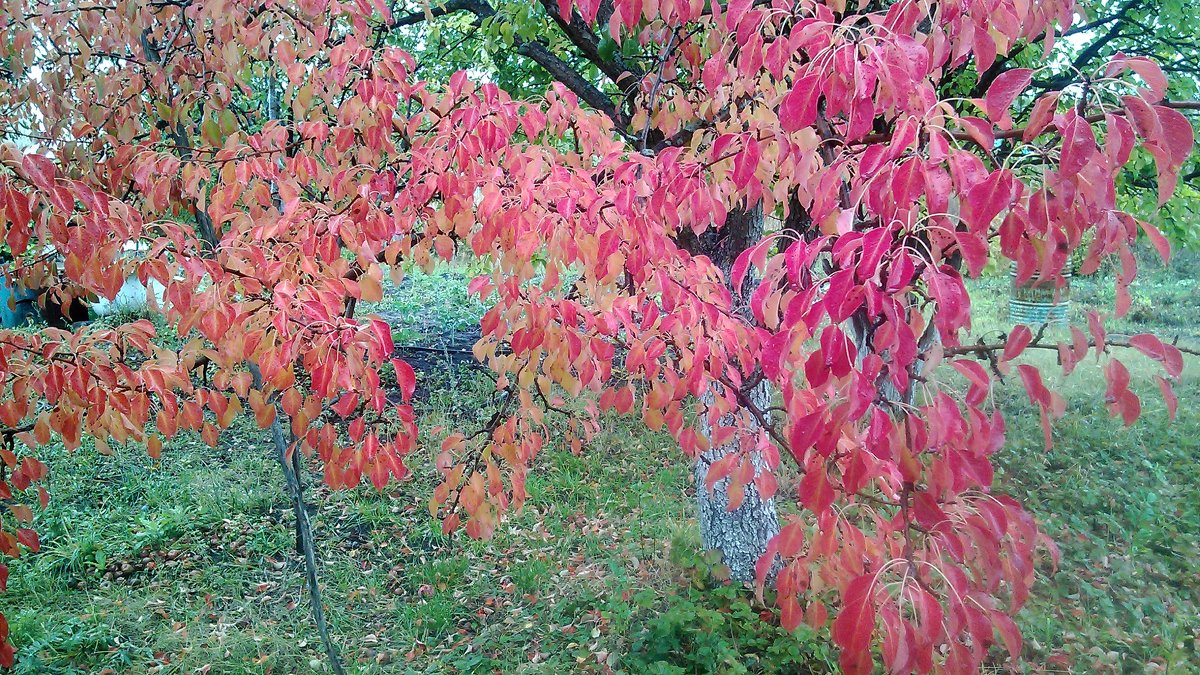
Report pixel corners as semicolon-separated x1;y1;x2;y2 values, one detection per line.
0;407;712;673
0;250;1197;673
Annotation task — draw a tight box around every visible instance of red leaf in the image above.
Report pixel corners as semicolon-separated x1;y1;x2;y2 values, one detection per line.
1023;92;1061;141
705;452;738;492
984;68;1033;121
1116;390;1142;426
963;169;1014;234
370;318;394;356
1087;311;1107;359
777;521;805;557
1155;105;1195;166
467;274;492;298
1162;345;1184;380
951;359;991;406
732;137;760;190
779;594;803;631
1003;324;1032;361
805;600;828;628
16;528;38;553
992;611;1023;662
1137;219;1171;264
1156;376;1178;421
391;359;416;403
959;116;995;151
1060;112;1096;175
1110;55;1168;102
798;464;834;515
832;575;877;675
1121;95;1161;142
730;236;773;295
755;538;779;587
1128;333;1164;363
20;154;56;191
1105;358;1131;398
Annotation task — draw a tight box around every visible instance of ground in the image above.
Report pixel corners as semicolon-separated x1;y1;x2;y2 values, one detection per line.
0;248;1196;674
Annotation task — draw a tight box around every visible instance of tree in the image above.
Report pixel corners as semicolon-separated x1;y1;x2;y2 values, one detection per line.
963;0;1200;245
0;1;1194;674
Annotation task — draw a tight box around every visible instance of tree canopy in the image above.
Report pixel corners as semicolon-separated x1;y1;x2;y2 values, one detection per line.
0;0;1194;672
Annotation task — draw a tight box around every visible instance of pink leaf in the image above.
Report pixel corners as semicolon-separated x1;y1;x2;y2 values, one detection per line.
779;73;820;132
959;116;995;151
1155;105;1195;166
1060;112;1097;176
798;465;834;515
20;155;56;192
984;68;1033;120
732;137;760;190
1023;92;1061;141
370;318;394;356
1120;95;1161;142
1087;311;1108;359
730;237;773;294
1128;333;1164;363
1138;219;1172;264
992;611;1023;662
777;521;806;557
1111;55;1168;102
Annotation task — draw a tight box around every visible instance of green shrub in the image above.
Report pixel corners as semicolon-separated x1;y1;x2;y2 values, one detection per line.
622;532;835;674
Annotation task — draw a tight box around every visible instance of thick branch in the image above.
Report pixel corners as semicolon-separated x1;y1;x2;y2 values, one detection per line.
387;0;626;126
945;336;1199;358
536;0;643;90
515;41;622;124
391;0;489;27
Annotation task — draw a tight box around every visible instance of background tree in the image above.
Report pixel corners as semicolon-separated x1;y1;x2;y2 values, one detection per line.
0;1;1194;673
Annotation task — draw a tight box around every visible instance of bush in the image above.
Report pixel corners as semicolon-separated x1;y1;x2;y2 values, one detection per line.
622;532;836;674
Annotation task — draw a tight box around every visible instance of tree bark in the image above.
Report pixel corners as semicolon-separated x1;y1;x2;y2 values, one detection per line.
693;382;780;582
678;203;781;582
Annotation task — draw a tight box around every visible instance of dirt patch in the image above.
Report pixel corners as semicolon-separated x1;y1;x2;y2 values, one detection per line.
388;327;485;402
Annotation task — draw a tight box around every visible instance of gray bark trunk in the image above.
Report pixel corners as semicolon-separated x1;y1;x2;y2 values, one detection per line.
693;382;780;582
677;203;781;582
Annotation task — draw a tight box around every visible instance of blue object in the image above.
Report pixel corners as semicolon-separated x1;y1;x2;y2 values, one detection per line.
0;276;40;328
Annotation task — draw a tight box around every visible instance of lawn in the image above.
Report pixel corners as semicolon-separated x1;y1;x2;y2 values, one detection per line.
0;248;1196;673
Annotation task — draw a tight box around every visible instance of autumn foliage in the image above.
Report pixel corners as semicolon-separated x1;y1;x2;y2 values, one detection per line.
0;0;1193;671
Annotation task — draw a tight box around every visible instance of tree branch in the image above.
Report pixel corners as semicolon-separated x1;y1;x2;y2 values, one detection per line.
387;0;627;127
390;0;488;27
945;336;1199;358
536;0;643;91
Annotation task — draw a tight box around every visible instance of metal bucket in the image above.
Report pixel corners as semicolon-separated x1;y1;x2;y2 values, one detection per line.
1009;263;1072;326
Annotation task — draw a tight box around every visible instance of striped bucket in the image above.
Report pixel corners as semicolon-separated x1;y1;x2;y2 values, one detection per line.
1008;263;1072;326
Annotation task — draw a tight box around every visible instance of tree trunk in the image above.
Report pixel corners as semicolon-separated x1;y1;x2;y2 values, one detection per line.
677;203;781;582
693;382;780;582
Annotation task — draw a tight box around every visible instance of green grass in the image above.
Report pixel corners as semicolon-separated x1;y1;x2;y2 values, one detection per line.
1;250;1197;673
358;260;490;347
995;366;1200;672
